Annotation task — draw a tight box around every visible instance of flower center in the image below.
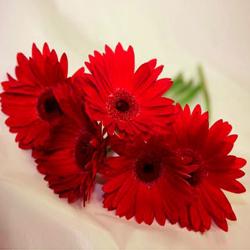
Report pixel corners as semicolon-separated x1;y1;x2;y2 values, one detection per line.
135;159;161;183
107;89;139;121
188;169;207;186
37;90;62;121
115;99;130;112
176;148;206;186
75;134;95;169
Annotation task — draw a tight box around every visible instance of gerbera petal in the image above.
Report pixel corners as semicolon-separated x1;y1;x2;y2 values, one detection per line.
116;177;137;217
201;186;229;231
189;204;201;231
102;172;128;193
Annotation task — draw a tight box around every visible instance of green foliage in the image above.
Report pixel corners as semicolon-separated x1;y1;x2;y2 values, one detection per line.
167;65;211;114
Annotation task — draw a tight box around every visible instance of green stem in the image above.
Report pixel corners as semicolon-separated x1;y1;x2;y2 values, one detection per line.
198;65;211;116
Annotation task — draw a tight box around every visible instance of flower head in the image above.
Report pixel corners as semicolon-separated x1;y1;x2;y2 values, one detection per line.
81;43;175;136
1;43;69;149
102;136;192;226
168;105;246;232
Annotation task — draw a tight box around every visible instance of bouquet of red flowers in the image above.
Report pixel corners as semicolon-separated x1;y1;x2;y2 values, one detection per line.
0;43;246;232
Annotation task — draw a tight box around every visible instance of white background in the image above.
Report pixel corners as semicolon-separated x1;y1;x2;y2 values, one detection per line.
0;0;249;249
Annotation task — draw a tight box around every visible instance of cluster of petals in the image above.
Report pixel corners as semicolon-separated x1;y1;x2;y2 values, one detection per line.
0;42;246;232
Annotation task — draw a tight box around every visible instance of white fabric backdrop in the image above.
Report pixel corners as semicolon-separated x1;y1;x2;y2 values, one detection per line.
0;0;249;249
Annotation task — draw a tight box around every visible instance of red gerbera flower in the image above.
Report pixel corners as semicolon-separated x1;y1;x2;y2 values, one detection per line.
81;43;175;136
1;43;69;149
102;136;192;226
34;84;106;204
168;105;246;232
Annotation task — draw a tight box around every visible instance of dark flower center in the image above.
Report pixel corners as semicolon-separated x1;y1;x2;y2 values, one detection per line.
188;169;206;186
37;90;62;121
115;99;130;112
176;148;206;186
187;166;208;186
107;89;139;121
135;160;161;183
75;134;95;169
